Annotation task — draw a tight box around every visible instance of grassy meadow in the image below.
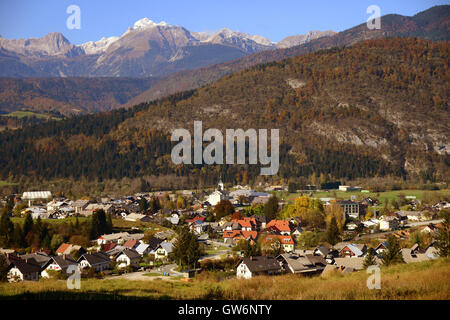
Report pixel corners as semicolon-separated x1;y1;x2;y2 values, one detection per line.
277;189;450;207
0;258;448;300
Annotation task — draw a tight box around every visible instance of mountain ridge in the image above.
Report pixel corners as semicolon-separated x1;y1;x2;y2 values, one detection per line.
0;18;334;78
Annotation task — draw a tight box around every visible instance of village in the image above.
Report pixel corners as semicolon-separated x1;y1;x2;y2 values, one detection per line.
0;181;448;283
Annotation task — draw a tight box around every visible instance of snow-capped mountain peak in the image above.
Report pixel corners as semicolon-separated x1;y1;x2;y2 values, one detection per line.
133;18;170;30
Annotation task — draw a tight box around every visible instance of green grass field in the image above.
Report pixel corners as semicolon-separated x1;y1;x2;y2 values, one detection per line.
0;258;448;300
277;189;449;207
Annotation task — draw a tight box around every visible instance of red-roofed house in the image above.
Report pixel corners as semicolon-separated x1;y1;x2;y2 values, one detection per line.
123;239;140;250
263;235;295;252
185;216;206;224
265;220;291;235
223;230;258;245
231;217;257;231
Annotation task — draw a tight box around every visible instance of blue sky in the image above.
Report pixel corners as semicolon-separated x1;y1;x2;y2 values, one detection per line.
0;0;448;45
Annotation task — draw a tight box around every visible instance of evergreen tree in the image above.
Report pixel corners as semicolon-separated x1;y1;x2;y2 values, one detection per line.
139;198;149;212
106;213;113;234
173;226;201;269
326;216;341;245
0;212;14;247
363;249;377;269
381;235;403;266
264;195;279;220
23;212;33;237
0;254;8;282
435;210;450;257
12;223;24;248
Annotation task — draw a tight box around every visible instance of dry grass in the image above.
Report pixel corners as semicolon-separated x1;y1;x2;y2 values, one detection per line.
0;259;449;300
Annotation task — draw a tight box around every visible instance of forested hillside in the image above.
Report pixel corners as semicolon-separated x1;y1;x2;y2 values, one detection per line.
0;77;157;115
122;5;450;107
0;38;448;188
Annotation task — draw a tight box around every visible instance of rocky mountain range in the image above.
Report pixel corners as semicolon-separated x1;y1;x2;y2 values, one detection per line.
0;5;448;118
0;18;334;78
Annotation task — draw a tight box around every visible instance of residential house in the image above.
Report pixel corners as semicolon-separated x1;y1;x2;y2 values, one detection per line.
236;256;281;279
81;203;113;217
420;223;439;235
147;237;165;257
223;230;258;245
265;220;291;235
251;215;269;230
72;200;90;215
291;226;303;238
77;252;111;272
314;245;330;257
135;243;151;256
379;216;399;231
154;241;173;260
123;239;141;250
277;253;326;275
395;211;423;222
339;244;366;257
7;259;41;282
375;242;388;255
41;255;78;278
231;218;257;231
263;235;295;253
115;249;141;269
333;257;371;272
56;243;82;256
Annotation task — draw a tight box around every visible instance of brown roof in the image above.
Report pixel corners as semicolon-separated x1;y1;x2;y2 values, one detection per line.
240;256;281;273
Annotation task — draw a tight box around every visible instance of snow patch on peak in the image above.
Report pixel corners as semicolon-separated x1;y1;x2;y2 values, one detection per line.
133;18;169;30
79;36;119;55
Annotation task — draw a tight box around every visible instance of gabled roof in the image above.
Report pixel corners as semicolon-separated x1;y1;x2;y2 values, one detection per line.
314;245;330;256
103;242;117;252
118;249;141;260
265;220;291;232
78;252;110;265
340;243;365;256
240;256;280;273
277;253;317;273
123;239;139;249
158;241;173;254
375;242;388;251
19;253;51;267
223;230;258;240
8;259;41;274
148;237;164;250
135;243;150;255
47;255;78;268
334;257;368;271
